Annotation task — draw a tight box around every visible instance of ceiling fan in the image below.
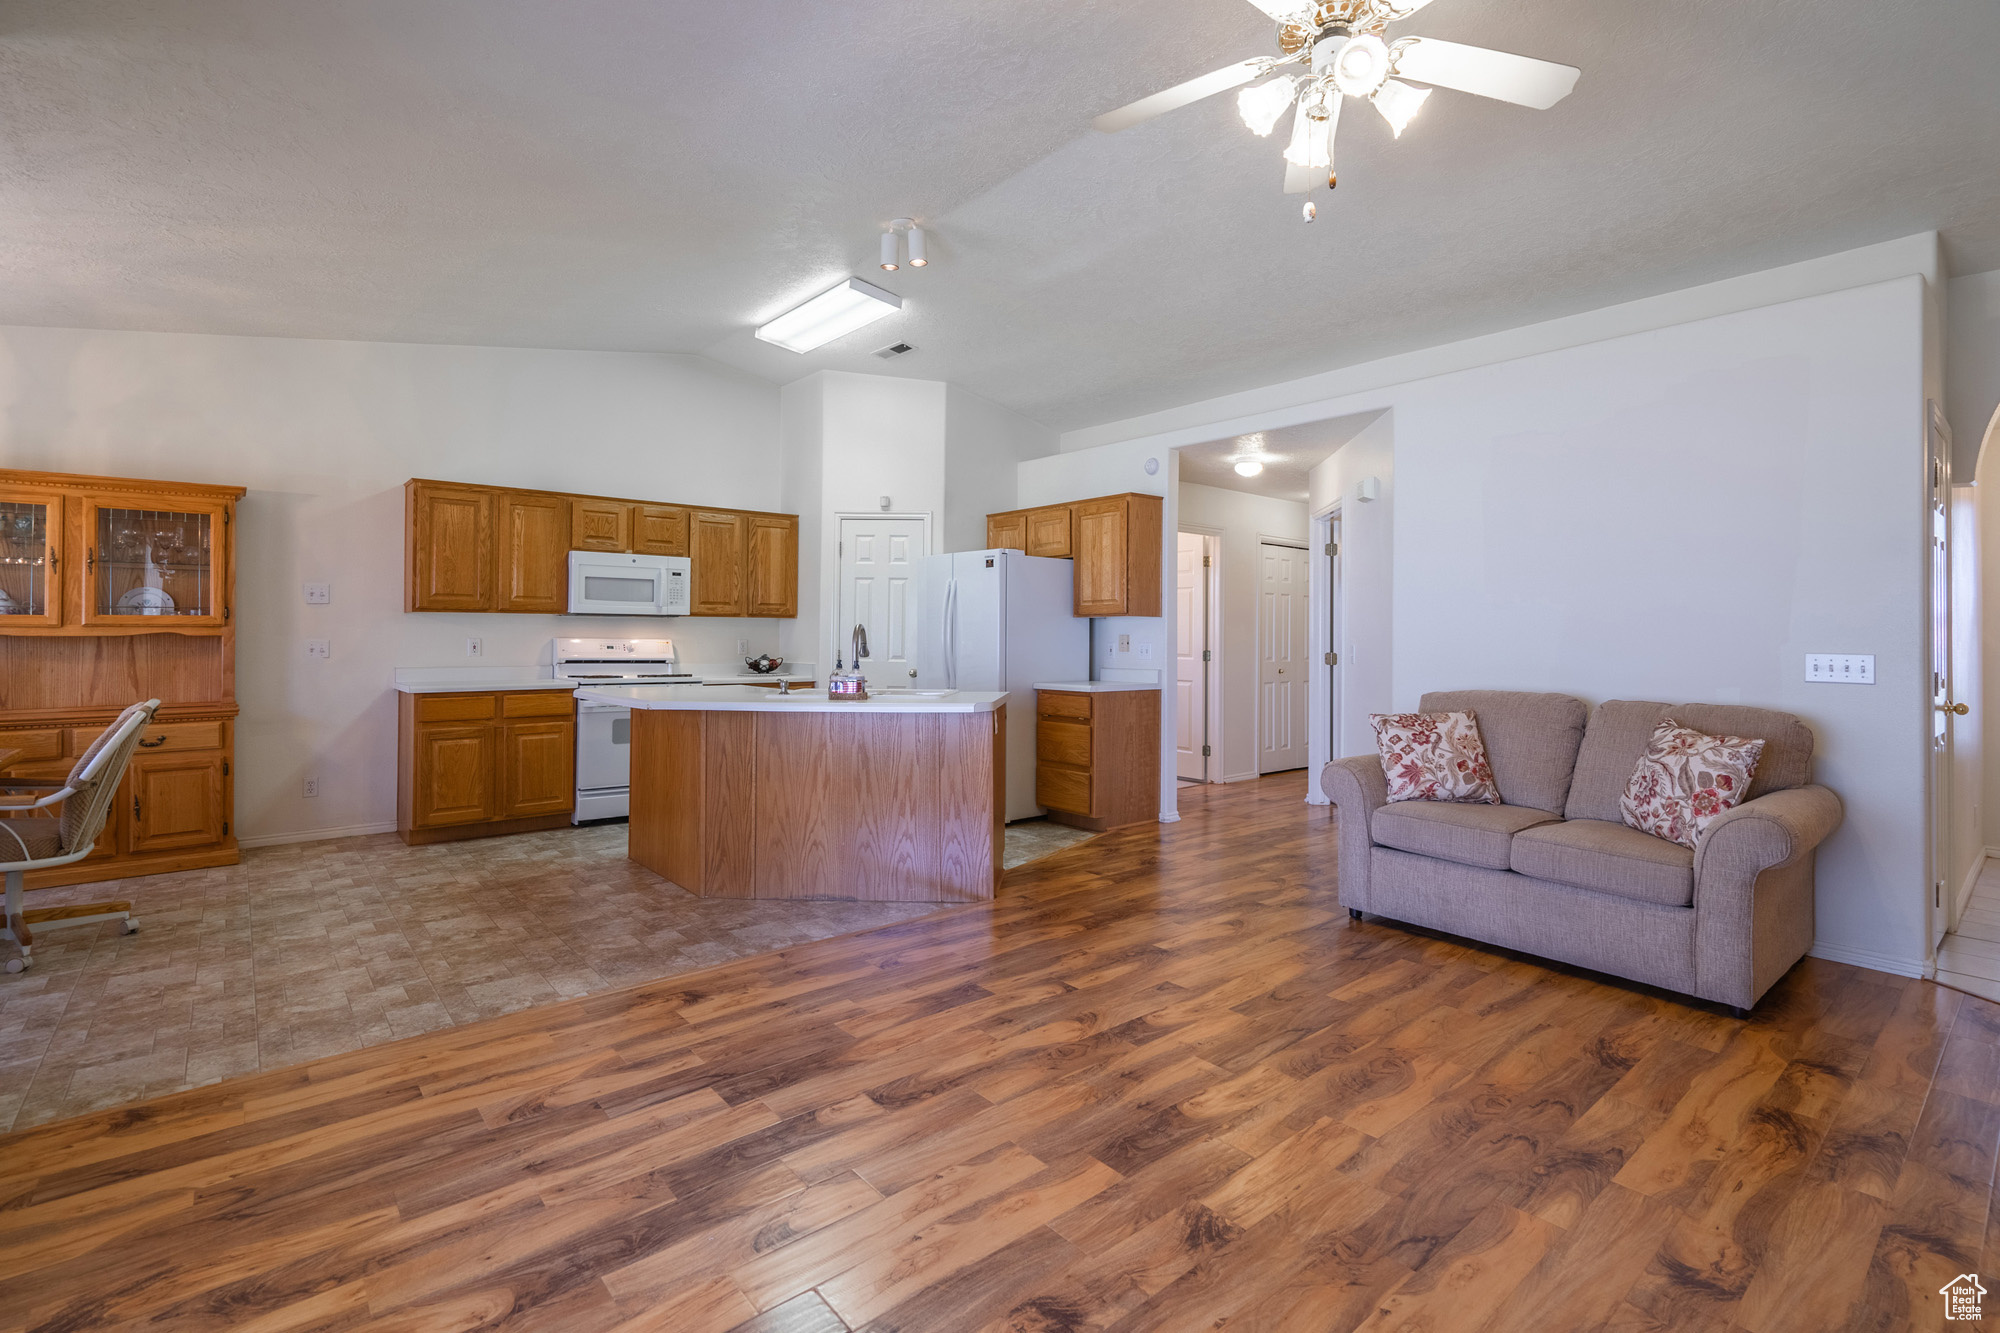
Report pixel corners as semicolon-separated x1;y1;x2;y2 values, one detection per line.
1094;0;1580;219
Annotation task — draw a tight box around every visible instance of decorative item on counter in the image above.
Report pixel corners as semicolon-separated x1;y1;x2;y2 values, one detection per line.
744;653;785;674
828;623;870;700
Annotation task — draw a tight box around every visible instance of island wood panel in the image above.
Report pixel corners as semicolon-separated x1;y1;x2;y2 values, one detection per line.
702;711;757;897
628;709;705;890
628;706;1001;901
938;703;1005;897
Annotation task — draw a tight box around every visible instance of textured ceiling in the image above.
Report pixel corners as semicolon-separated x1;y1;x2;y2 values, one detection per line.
1177;414;1382;501
1;0;1997;431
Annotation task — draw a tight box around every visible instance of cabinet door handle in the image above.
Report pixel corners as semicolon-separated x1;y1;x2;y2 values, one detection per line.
132;794;141;821
87;549;96;572
137;736;166;748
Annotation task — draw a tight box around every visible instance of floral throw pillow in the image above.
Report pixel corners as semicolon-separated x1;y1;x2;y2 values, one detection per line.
1620;720;1766;850
1371;711;1500;805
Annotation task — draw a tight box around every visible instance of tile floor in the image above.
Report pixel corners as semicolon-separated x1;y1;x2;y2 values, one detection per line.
0;819;1095;1133
1938;856;2000;1002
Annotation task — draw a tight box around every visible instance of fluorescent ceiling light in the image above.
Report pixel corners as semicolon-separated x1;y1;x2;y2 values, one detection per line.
755;278;902;354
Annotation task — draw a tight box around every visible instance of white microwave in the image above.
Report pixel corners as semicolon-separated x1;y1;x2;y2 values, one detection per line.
566;551;690;616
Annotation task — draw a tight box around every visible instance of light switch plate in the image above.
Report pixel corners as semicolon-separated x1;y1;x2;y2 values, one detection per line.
303;582;331;604
304;639;330;659
1806;653;1874;684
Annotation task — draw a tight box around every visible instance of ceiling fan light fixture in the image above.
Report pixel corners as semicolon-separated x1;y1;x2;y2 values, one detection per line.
1332;32;1392;99
1237;76;1298;137
1371;77;1430;137
755;277;902;354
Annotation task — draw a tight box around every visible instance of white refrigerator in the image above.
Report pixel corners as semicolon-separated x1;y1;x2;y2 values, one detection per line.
913;549;1089;822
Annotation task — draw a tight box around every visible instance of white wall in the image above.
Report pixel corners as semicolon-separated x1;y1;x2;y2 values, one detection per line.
1018;441;1176;819
1306;410;1395;791
943;385;1056;554
1176;482;1307;784
777;374;825;666
1056;246;1939;980
0;325;784;845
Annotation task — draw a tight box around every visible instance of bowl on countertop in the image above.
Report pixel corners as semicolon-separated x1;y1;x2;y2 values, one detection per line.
744;654;785;675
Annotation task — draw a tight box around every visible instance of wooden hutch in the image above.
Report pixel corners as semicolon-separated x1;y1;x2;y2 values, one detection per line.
0;470;244;887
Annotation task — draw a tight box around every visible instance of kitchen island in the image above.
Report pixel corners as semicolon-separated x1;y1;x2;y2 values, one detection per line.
573;685;1007;902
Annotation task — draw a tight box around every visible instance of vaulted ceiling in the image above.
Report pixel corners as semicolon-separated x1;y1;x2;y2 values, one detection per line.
2;0;1996;431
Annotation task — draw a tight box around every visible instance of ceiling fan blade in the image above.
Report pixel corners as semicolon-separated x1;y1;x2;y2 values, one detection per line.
1391;37;1579;110
1094;59;1268;133
1242;0;1317;19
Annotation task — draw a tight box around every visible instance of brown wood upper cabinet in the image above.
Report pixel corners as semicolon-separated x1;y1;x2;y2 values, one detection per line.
570;498;630;552
746;514;799;618
985;504;1073;559
632;505;689;557
985;492;1162;617
1072;493;1162;617
691;510;747;616
408;479;795;617
495;491;570;614
408;481;496;612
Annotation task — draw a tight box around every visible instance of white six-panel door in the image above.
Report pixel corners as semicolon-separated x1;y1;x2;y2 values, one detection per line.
1259;541;1309;773
1175;533;1209;781
837;517;926;679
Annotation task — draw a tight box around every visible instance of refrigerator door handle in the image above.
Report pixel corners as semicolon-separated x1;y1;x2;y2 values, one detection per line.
945;578;958;690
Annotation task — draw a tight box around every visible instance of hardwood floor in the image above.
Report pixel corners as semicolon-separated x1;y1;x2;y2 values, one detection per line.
0;774;1992;1332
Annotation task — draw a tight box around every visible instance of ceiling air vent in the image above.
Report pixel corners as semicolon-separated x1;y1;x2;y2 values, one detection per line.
873;342;915;359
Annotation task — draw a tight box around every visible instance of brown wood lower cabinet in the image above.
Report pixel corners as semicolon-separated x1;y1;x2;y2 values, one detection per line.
1035;688;1160;832
0;708;238;889
396;690;575;844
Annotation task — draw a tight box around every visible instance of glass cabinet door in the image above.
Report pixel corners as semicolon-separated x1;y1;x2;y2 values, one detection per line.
80;500;227;626
0;492;61;626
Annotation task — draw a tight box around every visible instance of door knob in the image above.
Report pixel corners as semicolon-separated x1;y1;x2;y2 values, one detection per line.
1941;701;1969;716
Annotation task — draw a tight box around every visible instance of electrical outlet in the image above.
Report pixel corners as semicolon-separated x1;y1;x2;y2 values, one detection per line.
1137;643;1153;659
302;582;331;605
302;777;320;799
1806;653;1874;684
1118;634;1131;652
465;637;483;658
738;638;749;655
304;639;330;659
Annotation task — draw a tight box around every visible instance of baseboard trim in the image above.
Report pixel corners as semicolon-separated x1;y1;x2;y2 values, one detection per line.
236;821;399;850
1221;771;1260;784
1957;855;1986;921
1808;941;1931;980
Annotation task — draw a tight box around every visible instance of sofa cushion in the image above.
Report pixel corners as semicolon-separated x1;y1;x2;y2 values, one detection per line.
1371;801;1561;871
1566;700;1815;824
1621;720;1765;850
1510;818;1695;907
1417;691;1589;815
1372;710;1500;804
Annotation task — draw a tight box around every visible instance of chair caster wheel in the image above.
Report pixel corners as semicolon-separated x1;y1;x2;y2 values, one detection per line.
5;957;25;974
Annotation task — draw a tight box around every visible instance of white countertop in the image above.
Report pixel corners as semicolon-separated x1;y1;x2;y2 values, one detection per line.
576;684;1008;714
395;678;577;695
1033;680;1161;693
703;674;818;685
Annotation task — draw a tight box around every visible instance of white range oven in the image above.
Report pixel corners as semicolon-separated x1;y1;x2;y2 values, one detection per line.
566;550;690;616
555;637;700;821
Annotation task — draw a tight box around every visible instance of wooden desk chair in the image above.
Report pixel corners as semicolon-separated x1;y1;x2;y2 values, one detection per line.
0;700;160;973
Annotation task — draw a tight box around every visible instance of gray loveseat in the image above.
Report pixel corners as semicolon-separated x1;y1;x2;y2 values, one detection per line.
1322;690;1843;1013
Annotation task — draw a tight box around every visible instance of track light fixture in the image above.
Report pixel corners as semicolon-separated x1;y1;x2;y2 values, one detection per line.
880;218;929;272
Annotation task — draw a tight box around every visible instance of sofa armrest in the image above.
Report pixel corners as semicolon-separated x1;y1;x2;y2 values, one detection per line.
1694;784;1843;882
1322;755;1388;912
1692;783;1843;1009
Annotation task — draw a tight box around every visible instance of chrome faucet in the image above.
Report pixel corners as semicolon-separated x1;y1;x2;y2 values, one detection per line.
850;623;869;675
